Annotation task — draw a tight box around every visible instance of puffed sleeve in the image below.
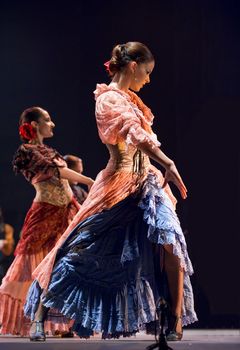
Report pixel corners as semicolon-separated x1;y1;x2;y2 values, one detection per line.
96;91;160;149
12;145;62;183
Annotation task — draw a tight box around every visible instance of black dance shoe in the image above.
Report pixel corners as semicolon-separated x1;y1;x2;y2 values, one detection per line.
166;315;183;341
29;321;46;341
60;331;74;338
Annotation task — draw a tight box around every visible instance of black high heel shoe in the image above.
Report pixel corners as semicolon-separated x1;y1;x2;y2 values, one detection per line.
29;321;46;341
166;314;183;341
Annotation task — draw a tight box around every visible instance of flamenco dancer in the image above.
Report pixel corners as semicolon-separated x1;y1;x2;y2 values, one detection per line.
25;42;197;342
0;107;94;336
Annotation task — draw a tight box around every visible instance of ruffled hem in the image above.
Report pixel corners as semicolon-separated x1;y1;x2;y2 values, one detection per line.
138;171;194;275
0;247;73;336
0;294;28;335
25;195;157;337
0;293;71;336
1;247;51;289
138;171;197;326
25;276;156;338
25;172;197;336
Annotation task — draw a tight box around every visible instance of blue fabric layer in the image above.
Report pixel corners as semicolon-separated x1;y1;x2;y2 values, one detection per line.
25;171;197;337
139;171;193;274
139;171;197;325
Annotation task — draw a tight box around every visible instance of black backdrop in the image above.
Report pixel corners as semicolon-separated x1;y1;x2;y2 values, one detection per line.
0;0;239;328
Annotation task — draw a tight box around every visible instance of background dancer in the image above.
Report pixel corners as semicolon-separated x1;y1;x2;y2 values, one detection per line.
0;107;94;336
63;155;88;205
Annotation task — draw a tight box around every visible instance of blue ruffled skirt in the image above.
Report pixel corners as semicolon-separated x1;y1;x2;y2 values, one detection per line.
24;171;197;337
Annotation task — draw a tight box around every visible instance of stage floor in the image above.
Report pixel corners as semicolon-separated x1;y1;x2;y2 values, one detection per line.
0;329;239;350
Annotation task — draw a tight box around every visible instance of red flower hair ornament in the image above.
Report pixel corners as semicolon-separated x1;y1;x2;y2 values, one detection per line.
104;60;110;72
19;123;37;141
104;60;114;76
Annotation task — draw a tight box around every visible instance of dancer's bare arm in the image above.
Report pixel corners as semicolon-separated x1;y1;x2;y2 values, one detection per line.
137;142;187;199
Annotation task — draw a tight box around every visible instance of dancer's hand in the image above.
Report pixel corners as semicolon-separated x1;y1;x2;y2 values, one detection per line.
162;163;187;199
54;158;67;167
87;178;94;191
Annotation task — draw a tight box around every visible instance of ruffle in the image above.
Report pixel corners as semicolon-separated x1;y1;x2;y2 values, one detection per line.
138;171;198;325
95;87;160;150
25;195;157;338
0;292;71;336
12;143;65;184
25;277;156;338
138;171;193;275
0;293;31;335
0;198;78;336
0;247;71;335
24;174;197;335
94;83;154;125
94;83;132;102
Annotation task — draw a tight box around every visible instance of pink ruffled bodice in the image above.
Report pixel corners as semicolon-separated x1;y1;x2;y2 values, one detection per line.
95;83;160;152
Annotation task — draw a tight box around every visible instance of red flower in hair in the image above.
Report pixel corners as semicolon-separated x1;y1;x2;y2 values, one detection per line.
19;123;37;141
104;60;110;72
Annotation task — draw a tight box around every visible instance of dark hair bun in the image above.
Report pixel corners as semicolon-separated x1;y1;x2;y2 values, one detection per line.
108;41;154;76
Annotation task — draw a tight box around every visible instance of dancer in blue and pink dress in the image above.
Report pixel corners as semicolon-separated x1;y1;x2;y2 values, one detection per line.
25;42;197;342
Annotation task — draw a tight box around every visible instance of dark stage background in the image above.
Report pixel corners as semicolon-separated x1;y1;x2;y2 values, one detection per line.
0;0;239;328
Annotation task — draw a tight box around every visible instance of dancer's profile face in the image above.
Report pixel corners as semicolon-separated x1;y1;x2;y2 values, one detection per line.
129;60;155;92
35;109;55;139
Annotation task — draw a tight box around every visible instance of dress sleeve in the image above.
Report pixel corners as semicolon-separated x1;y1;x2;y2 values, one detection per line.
12;145;61;183
96;91;160;149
